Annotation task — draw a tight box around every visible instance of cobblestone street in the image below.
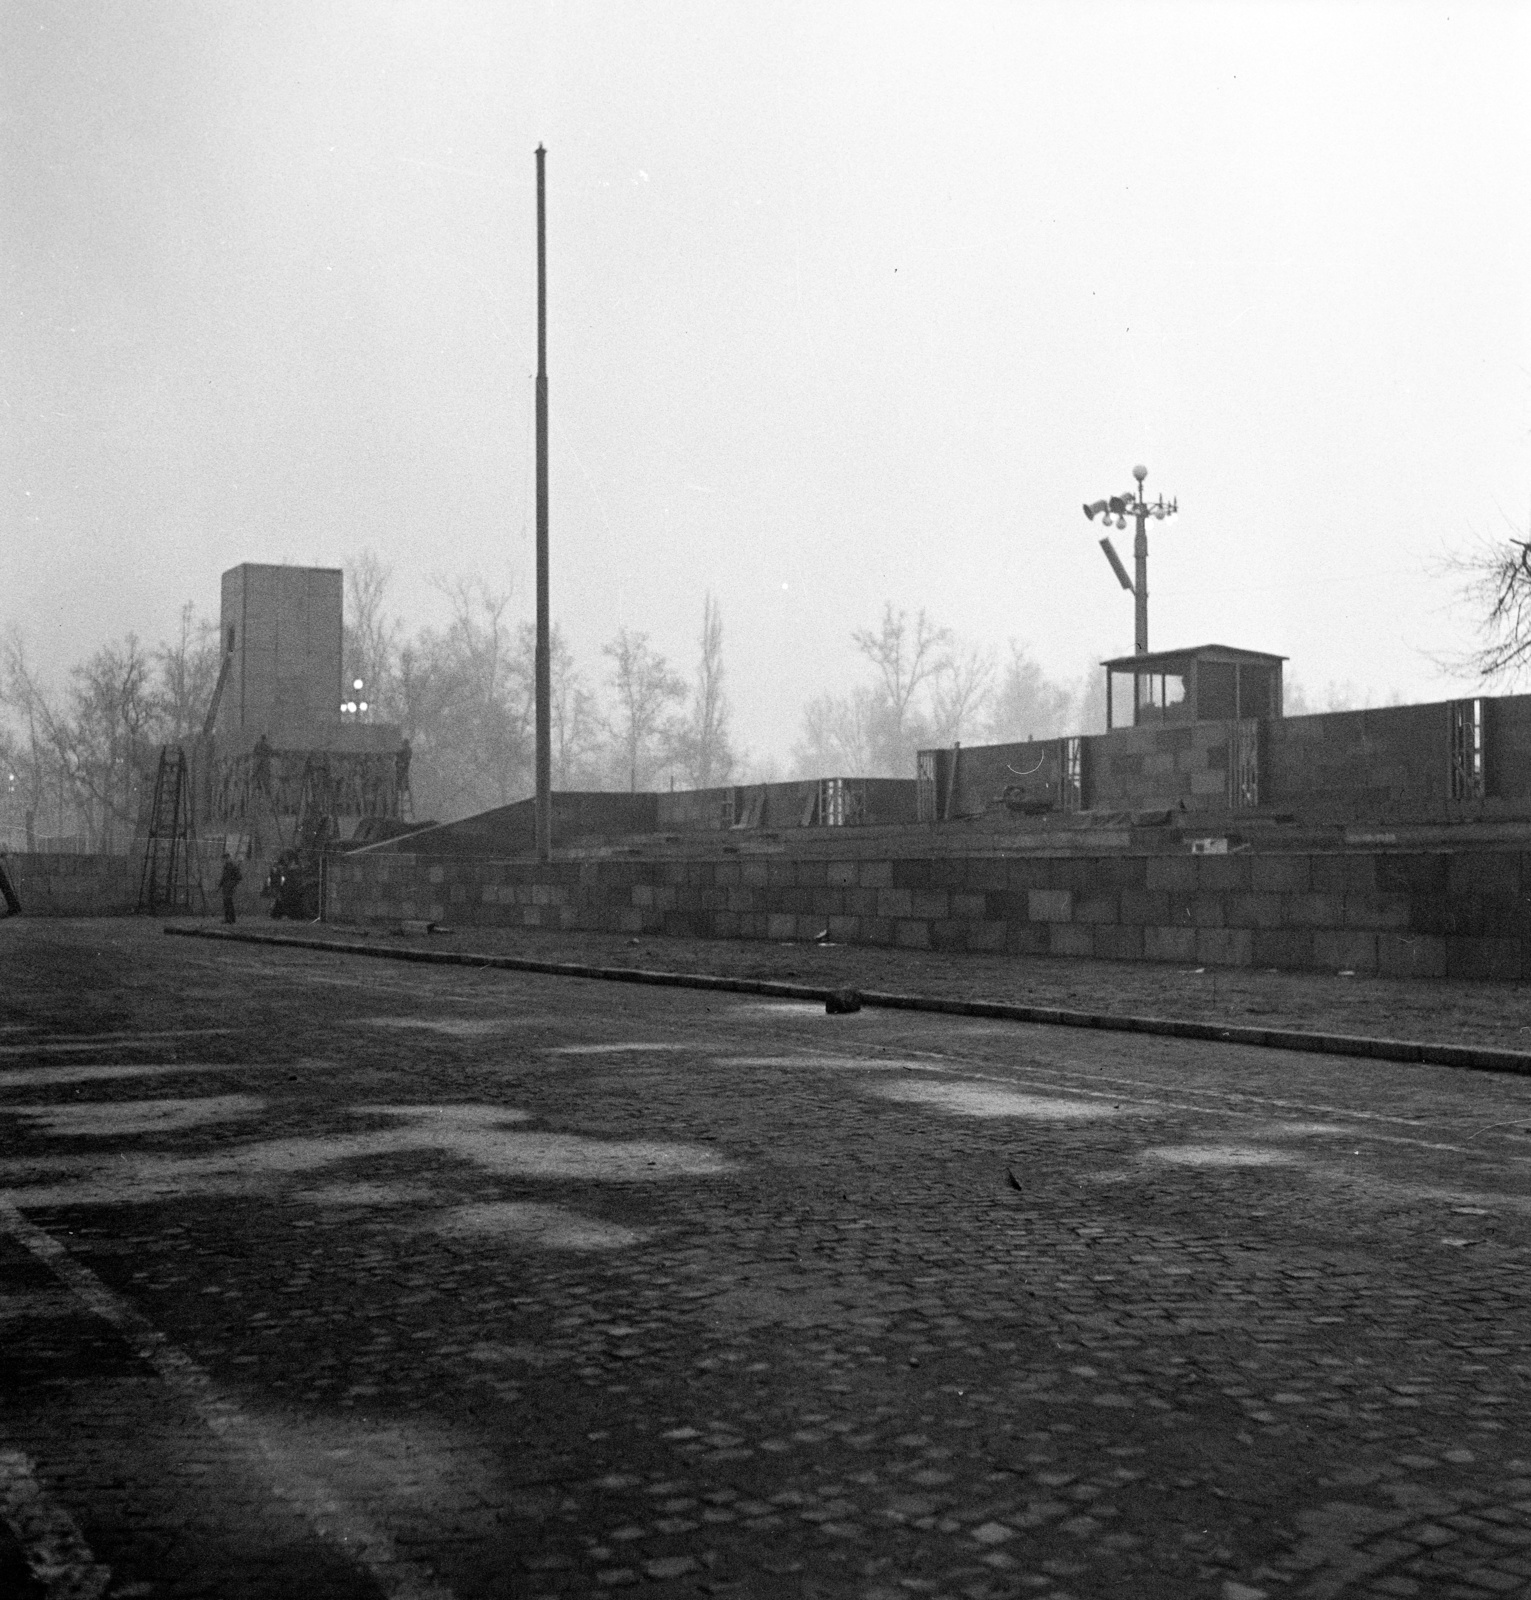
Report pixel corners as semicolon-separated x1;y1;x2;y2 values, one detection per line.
3;919;1531;1599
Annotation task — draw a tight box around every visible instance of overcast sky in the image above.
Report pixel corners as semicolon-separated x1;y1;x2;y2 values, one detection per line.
4;0;1529;762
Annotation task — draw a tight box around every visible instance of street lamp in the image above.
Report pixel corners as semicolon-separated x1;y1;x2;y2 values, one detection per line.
1082;464;1177;655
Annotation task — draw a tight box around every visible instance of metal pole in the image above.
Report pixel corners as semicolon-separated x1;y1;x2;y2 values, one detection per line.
1132;465;1149;655
534;145;552;862
1133;508;1148;655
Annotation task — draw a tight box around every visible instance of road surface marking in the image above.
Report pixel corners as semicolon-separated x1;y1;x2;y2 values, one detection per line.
0;1449;112;1600
0;1198;456;1600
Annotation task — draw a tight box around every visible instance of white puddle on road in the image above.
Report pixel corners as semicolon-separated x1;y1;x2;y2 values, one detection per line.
1;1095;264;1138
549;1043;690;1056
721;1055;946;1072
875;1080;1124;1120
0;1102;735;1208
1253;1122;1353;1138
364;1017;519;1037
433;1201;647;1250
1145;1144;1298;1167
295;1180;438;1209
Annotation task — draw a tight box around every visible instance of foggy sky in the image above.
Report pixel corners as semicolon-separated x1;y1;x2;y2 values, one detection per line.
4;0;1529;764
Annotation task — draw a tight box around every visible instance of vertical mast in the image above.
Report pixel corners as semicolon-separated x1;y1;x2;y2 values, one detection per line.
534;145;552;861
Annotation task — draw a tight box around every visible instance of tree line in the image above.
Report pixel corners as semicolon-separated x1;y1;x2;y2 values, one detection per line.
0;553;1108;847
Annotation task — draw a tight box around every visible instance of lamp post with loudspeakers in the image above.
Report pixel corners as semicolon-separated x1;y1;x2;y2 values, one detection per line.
1082;464;1177;656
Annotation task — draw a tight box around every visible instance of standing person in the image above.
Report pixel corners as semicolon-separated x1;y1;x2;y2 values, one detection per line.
218;851;241;925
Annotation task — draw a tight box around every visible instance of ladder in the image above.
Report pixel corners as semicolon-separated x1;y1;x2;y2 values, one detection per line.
137;746;207;914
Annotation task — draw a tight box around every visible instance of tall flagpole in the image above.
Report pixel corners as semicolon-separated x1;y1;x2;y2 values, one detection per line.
534;145;552;861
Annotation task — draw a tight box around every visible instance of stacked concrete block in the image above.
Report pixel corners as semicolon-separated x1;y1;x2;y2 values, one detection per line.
324;844;1531;982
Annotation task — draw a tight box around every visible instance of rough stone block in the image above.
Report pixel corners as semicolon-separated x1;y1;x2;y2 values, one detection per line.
966;920;1007;952
1196;855;1252;892
1309;855;1378;896
1049;922;1095;957
930;920;966;951
1343;895;1411;930
1007;922;1050;955
1094;925;1144;961
1375;853;1448;899
892;858;933;890
1224;893;1283;928
1196;927;1253;967
1119;889;1171;926
1377;933;1447;979
931;859;969;890
827;915;861;942
1146;857;1198;894
1445;936;1522;982
1284;893;1345;928
1251;929;1315;970
1028;888;1073;923
766;913;797;940
1188;895;1226;928
827;860;857;888
965;859;1008;891
859;860;893;888
862;917;894;945
1251;856;1309;894
877;888;914;919
1073;893;1119;925
1312;929;1379;974
895;919;932;950
909;890;951;920
1447;851;1519;898
1006;858;1054;890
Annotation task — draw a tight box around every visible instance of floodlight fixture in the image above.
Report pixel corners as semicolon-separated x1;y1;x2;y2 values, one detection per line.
1079;464;1178;654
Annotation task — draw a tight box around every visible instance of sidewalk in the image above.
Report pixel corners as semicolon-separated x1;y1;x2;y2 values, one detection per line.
223;915;1531;1053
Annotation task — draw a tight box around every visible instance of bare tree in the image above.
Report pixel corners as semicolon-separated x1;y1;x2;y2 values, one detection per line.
151;602;222;744
344;550;401;716
517;622;604;788
1444;518;1531;683
679;593;736;788
986;642;1075;743
603;628;687;792
851;604;952;738
64;637;154;850
791;687;878;778
930;644;995;746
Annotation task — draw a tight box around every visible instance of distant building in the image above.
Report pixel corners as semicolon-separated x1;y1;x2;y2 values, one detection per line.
204;563;405;846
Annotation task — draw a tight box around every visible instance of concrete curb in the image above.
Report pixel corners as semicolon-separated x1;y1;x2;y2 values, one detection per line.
162;925;1531;1077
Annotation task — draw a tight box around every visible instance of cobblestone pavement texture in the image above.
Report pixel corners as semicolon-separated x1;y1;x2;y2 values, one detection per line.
1;918;1530;1600
273;918;1531;1053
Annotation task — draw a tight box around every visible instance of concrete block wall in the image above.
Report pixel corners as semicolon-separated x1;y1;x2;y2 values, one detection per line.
1085;722;1231;812
1265;703;1449;821
938;692;1531;826
325;846;1531;981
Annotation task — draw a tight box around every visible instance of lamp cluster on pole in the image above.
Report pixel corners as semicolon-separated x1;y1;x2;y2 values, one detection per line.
1082;464;1177;655
341;678;368;716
